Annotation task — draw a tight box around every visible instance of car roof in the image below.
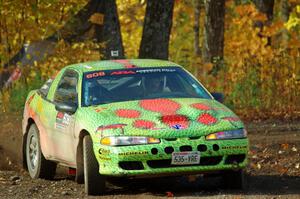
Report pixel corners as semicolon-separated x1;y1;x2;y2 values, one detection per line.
65;59;182;73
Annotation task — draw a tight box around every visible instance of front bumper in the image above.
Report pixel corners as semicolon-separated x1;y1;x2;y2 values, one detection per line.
94;137;248;177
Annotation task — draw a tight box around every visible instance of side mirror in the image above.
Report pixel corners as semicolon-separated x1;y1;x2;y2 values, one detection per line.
55;103;77;114
211;92;224;103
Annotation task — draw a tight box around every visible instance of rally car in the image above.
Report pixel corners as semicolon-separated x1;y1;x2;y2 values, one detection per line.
22;59;248;195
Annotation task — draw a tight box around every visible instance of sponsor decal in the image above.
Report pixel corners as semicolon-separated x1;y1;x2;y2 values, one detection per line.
98;156;111;161
110;70;136;75
55;112;71;130
86;71;105;79
98;148;110;155
85;67;178;79
172;124;183;130
136;68;176;73
221;146;247;150
118;151;148;156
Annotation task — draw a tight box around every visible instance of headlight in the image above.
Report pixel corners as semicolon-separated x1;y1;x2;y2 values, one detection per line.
206;129;247;140
100;136;160;146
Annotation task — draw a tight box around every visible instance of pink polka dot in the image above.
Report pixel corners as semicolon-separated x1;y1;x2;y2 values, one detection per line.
140;99;181;115
197;113;217;125
161;115;189;129
115;109;141;118
191;103;211;110
133;120;156;129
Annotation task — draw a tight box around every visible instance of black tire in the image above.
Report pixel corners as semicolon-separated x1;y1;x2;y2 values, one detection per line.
75;164;84;184
83;135;106;195
25;124;57;180
221;169;246;190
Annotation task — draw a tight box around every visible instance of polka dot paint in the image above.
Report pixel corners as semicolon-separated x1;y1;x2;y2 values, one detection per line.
140;99;181;115
115;109;141;118
133;120;156;129
197;113;217;125
191;103;211;111
161;115;189;129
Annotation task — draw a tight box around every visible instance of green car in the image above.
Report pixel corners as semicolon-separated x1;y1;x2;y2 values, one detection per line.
22;59;248;195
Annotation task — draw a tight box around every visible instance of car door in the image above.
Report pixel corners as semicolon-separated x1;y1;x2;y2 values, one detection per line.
44;69;79;165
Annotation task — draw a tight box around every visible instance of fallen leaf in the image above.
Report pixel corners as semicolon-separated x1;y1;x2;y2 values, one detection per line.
292;147;297;152
257;163;261;169
281;143;289;150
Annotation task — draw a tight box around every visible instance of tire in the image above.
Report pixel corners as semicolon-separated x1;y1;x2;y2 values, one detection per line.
83;135;106;195
221;169;246;190
75;164;84;184
25;124;57;179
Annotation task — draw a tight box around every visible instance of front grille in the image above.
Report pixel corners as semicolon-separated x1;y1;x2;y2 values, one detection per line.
200;156;222;165
164;138;177;141
197;144;207;152
189;136;200;140
180;145;192;151
164;146;174;154
119;161;144;170
224;154;246;164
147;156;223;168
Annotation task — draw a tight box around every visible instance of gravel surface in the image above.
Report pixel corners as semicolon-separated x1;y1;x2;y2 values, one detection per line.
0;113;299;198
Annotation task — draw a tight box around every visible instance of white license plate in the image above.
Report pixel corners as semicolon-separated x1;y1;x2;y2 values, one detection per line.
171;151;200;165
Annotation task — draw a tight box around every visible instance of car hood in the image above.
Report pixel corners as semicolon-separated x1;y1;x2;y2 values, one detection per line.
80;98;244;139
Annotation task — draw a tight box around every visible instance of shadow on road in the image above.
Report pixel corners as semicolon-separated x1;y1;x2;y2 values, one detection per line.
105;174;300;196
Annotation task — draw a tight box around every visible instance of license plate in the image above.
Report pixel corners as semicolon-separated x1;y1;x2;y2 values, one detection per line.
171;151;200;165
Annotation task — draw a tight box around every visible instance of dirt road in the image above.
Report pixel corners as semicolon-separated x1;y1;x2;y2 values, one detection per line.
0;113;299;198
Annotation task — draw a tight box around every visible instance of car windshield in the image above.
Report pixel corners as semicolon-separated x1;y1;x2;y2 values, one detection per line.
82;67;212;106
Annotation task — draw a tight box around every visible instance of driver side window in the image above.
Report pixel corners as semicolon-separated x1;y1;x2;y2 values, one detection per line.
54;70;78;106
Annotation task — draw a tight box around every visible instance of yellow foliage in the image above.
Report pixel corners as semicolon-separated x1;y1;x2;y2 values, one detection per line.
223;3;300;114
117;0;146;58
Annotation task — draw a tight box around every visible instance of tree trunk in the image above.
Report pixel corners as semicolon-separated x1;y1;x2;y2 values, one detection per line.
252;0;275;24
281;0;291;48
139;0;175;59
93;0;124;59
252;0;275;45
194;0;201;56
202;0;225;64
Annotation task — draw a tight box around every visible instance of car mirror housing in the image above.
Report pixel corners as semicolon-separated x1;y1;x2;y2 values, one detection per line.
55;103;77;114
211;92;224;103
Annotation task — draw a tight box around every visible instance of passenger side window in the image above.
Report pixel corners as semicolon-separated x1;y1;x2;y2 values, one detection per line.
54;70;78;106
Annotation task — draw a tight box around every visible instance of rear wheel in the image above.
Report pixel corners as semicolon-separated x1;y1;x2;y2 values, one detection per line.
221;169;246;190
25;124;57;179
83;135;106;195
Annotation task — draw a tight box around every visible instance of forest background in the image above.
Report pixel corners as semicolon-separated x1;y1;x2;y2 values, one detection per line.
0;0;299;120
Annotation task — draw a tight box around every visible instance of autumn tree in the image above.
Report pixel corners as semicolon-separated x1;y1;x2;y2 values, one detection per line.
1;0;124;88
194;0;202;56
280;0;291;47
252;0;275;45
139;0;175;59
202;0;225;73
252;0;275;25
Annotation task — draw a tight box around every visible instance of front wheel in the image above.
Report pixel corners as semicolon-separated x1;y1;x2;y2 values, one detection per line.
83;135;106;195
25;123;57;179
